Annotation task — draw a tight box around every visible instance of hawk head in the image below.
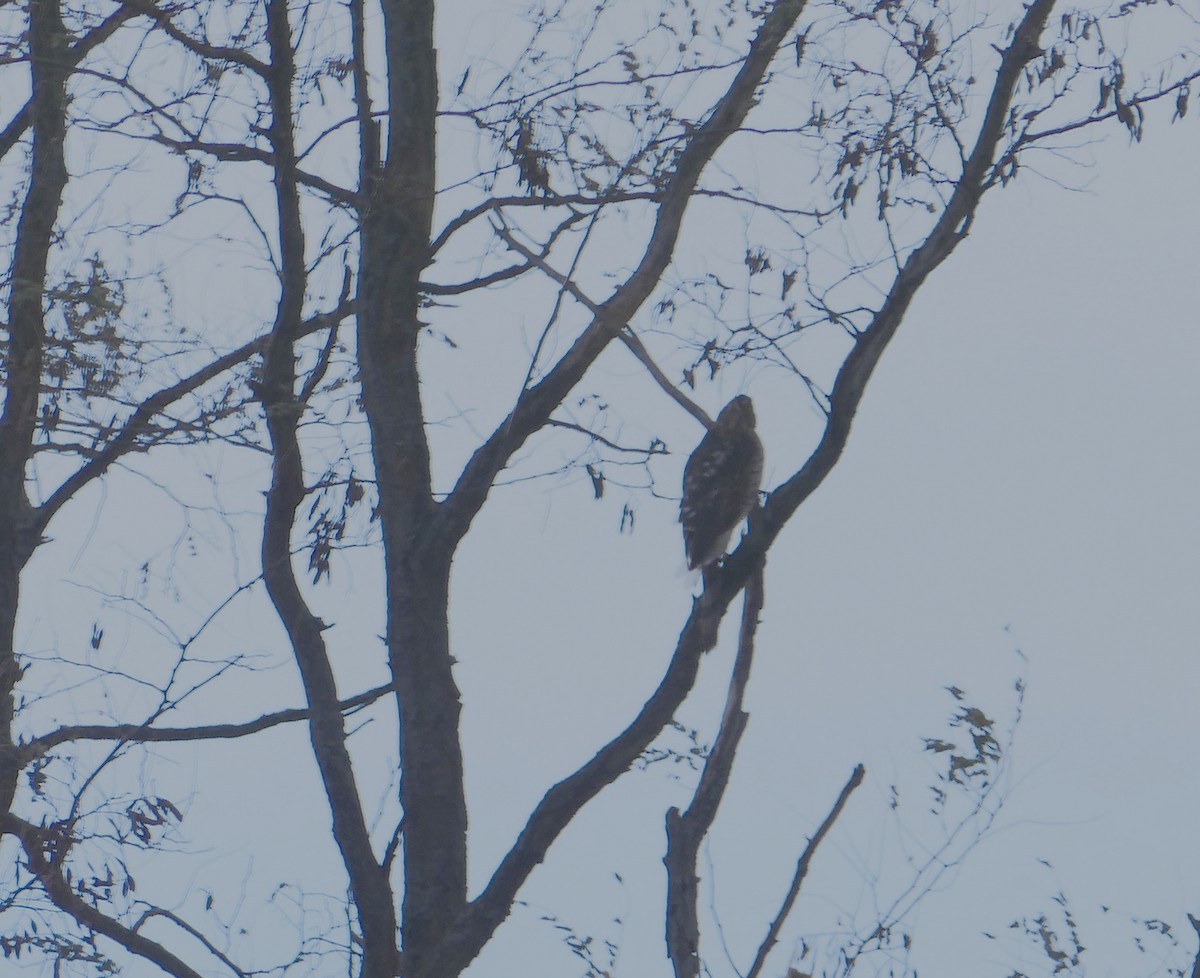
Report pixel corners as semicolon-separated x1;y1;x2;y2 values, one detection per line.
716;394;755;429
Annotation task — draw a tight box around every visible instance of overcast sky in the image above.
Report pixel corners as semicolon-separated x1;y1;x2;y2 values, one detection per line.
442;92;1200;977
14;4;1200;978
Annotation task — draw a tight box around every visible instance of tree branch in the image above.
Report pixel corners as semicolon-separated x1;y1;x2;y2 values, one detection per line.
0;0;73;827
0;6;138;163
36;298;352;531
143;132;359;207
723;0;1060;586
3;814;208;978
1018;67;1200;155
355;0;460;968
440;0;811;545
23;680;396;759
424;7;1060;973
424;545;774;978
257;6;397;975
428;189;662;257
665;567;764;978
133;908;250;978
119;0;270;75
492;221;710;427
745;764;866;978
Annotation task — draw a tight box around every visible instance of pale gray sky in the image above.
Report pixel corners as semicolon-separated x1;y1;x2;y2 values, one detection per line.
447;97;1200;977
12;3;1200;977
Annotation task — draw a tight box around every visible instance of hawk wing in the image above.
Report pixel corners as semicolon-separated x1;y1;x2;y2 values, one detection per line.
680;396;763;570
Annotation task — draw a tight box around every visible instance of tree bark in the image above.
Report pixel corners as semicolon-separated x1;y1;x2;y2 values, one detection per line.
0;0;71;818
665;570;763;978
356;0;467;969
260;4;399;975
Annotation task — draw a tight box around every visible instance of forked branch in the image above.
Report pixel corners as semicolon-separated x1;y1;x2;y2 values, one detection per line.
723;0;1059;584
665;567;764;978
3;814;207;978
428;4;1060;974
493;220;709;426
441;0;812;543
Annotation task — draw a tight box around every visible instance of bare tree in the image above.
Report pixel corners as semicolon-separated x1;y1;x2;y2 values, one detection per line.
0;1;1194;976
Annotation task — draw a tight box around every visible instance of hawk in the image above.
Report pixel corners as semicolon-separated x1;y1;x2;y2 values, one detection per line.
680;395;764;570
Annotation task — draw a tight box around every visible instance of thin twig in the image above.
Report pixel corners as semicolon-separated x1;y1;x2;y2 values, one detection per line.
544;419;668;456
25;680;396;758
134;908;251;978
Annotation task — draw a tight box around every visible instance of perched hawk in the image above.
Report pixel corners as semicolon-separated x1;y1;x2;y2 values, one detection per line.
680;395;764;570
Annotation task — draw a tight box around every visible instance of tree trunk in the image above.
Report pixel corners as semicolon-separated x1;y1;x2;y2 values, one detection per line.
0;0;70;816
